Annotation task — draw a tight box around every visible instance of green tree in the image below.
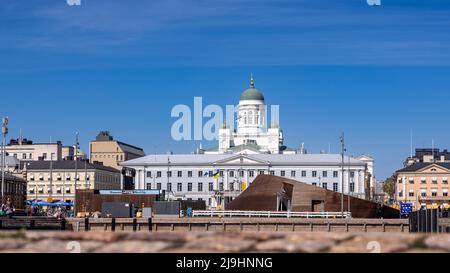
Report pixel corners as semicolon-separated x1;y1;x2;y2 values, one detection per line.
383;174;397;199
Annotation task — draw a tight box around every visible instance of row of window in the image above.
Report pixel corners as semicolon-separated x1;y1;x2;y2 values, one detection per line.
240;110;262;126
30;188;74;194
144;170;354;179
398;191;449;198
30;173;119;183
399;178;449;185
144;181;355;193
0;182;26;195
31;175;90;181
92;153;125;161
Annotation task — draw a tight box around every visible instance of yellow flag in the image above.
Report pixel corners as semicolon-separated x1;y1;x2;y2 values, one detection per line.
241;182;247;192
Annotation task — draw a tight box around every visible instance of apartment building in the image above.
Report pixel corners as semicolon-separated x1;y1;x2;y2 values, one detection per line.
89;131;145;170
395;162;450;210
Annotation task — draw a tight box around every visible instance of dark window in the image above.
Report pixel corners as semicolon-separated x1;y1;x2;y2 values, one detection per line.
280;171;285;177
291;171;296;177
323;171;328;178
188;183;192;192
333;183;338;192
167;171;172;178
312;171;317;178
198;183;203;192
333;171;338;178
350;183;355;193
209;183;214;191
177;171;182;178
157;171;162;178
198;171;203;177
146;183;152;190
322;183;328;189
302;171;307;177
146;171;152;178
188;171;193;178
167;183;172;192
177;183;182;192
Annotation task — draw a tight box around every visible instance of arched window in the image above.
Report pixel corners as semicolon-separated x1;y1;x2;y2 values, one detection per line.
243;111;247;124
248;111;253;125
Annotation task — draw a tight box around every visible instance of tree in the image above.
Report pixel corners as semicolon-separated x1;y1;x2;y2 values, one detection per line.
383;174;397;199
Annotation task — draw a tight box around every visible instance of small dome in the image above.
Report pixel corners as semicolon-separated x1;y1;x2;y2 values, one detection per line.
240;74;265;101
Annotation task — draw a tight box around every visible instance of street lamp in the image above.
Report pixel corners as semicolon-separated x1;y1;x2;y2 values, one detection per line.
340;133;346;218
1;117;9;205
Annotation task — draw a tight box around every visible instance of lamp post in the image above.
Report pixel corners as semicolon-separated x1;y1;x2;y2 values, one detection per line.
73;132;79;217
1;117;9;205
340;133;346;218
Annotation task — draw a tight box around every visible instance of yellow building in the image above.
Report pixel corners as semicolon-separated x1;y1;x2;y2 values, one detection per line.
395;162;450;210
26;160;121;203
89;131;145;170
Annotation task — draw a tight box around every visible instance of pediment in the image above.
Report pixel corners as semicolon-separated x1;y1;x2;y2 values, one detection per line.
417;164;450;174
213;155;269;166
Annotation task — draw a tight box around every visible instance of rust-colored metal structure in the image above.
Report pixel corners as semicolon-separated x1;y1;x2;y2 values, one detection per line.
226;175;399;219
75;190;160;214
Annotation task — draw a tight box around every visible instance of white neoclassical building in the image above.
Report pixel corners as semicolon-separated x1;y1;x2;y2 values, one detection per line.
209;75;286;155
121;76;375;209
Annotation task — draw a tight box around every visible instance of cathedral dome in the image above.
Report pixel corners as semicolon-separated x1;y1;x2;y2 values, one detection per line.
240;75;265;101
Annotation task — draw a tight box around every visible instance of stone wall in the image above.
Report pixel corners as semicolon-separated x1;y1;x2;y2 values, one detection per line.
0;231;449;253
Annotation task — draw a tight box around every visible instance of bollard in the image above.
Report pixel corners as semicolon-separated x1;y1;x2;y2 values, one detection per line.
133;218;137;232
0;219;2;230
85;217;89;232
30;219;36;230
148;217;152;232
111;218;116;232
61;218;66;231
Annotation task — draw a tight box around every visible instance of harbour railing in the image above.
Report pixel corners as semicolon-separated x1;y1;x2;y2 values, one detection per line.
191;210;352;219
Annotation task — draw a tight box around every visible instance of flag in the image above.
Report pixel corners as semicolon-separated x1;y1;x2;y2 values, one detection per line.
213;171;220;179
241;182;247;192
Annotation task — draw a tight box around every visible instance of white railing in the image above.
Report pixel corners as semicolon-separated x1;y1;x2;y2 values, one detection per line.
192;210;352;219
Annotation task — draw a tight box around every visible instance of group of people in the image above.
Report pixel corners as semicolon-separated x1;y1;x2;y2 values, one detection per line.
27;205;69;219
0;199;14;218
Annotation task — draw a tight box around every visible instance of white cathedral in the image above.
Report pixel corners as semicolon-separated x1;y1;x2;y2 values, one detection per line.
122;76;375;209
207;75;288;155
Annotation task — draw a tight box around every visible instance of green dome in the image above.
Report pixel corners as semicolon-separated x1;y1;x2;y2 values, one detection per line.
240;75;264;101
240;88;265;101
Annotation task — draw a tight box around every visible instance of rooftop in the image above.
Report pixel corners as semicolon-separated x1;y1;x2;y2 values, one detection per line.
122;153;366;166
26;160;120;173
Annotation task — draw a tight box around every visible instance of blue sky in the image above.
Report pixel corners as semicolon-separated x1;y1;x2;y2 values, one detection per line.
1;0;450;180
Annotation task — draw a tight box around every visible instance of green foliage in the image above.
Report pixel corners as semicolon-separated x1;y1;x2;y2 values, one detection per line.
383;174;397;198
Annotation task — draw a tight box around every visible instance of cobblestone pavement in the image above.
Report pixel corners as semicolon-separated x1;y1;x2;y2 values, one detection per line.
0;231;449;253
